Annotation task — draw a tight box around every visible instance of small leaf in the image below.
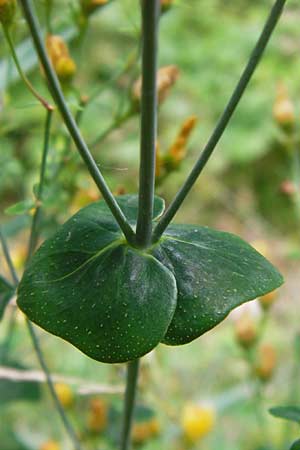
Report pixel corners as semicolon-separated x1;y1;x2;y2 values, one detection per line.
290;440;300;450
17;195;176;363
269;406;300;424
153;224;283;345
0;276;15;321
5;199;35;216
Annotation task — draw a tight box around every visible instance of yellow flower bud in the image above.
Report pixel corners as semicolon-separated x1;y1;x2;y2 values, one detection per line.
161;0;174;12
259;289;278;310
54;383;74;408
168;115;198;167
40;441;60;450
273;83;295;132
181;403;215;442
132;418;160;444
46;34;76;82
81;0;108;15
132;65;180;106
87;398;108;433
255;343;277;382
235;313;257;349
0;0;16;26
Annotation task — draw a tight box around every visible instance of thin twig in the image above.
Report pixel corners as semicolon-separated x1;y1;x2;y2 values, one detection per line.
2;26;53;111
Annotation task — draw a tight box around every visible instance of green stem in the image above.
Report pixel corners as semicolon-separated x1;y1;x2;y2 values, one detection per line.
20;0;136;245
26;320;83;450
136;0;160;248
120;359;140;450
0;228;19;285
152;0;287;242
27;109;53;259
2;26;53;111
0;228;83;450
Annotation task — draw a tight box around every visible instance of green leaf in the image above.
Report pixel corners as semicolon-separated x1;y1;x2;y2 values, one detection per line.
153;224;283;345
17;196;176;363
17;195;283;363
269;406;300;424
5;199;35;216
0;276;15;321
291;440;300;450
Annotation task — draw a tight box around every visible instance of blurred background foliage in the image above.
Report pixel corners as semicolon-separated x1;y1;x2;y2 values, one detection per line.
1;0;300;449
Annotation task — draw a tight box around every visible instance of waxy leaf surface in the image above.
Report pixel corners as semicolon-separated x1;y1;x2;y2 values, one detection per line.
17;195;283;363
153;224;283;345
17;196;177;363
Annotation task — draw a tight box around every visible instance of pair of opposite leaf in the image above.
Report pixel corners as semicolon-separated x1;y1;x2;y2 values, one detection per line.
17;195;283;363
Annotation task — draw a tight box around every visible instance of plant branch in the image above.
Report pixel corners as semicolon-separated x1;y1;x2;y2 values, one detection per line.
27;109;53;259
0;228;83;450
20;0;136;245
152;0;287;242
120;359;140;450
26;321;83;450
136;0;160;248
0;228;19;285
2;25;53;111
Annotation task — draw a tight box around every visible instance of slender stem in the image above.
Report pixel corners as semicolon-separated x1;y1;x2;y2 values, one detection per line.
0;228;19;285
120;359;140;450
27;109;53;259
20;0;136;245
0;228;83;450
152;0;287;242
2;26;53;111
26;320;83;450
136;0;160;248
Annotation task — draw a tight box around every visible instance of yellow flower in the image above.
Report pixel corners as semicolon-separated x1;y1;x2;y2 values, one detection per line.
132;65;180;105
259;289;278;310
235;313;257;349
46;34;76;82
54;383;74;408
40;441;60;450
0;0;16;26
87;398;108;433
168;115;198;166
181;403;215;442
132;417;160;444
255;343;277;382
273;82;295;132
